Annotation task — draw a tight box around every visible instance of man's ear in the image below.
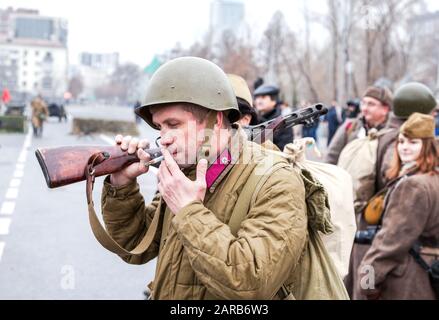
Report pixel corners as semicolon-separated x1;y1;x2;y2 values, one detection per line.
215;111;223;129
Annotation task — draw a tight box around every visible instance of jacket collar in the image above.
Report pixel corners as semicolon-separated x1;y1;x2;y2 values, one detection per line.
206;125;245;193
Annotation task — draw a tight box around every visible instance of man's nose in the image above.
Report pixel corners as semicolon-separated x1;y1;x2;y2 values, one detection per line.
160;134;175;147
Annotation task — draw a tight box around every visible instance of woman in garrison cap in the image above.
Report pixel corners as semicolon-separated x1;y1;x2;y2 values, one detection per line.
358;113;439;300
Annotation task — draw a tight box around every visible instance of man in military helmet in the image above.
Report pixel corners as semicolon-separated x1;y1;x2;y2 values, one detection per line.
253;84;294;150
375;82;437;191
227;74;259;127
100;57;311;300
325;86;393;164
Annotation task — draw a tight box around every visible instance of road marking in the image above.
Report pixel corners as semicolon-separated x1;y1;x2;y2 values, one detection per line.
0;127;32;266
0;218;11;235
17;150;28;163
13;170;24;178
9;179;21;188
0;202;15;215
5;188;19;200
100;134;158;174
0;242;5;262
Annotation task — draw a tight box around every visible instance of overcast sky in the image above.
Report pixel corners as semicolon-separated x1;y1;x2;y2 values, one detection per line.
2;0;439;67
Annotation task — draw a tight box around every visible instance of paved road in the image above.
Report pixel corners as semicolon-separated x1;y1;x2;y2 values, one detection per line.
0;110;159;299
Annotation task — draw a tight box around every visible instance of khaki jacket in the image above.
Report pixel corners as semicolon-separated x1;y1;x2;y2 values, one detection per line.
31;98;49;128
101;140;310;299
359;173;439;300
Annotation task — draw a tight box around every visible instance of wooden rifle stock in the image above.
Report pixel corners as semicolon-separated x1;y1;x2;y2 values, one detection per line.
35;146;162;188
35;103;327;189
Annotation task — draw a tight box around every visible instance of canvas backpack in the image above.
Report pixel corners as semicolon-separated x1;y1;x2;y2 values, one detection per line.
226;140;350;300
337;128;393;214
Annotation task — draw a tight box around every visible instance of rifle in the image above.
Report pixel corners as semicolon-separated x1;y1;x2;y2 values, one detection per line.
35;103;327;189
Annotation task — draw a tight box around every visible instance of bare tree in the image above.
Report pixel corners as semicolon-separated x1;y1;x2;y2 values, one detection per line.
68;76;84;99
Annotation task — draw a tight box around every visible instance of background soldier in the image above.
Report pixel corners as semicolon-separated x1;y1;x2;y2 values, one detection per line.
376;82;438;191
348;82;437;300
30;94;49;137
227;74;259;127
359;113;439;300
325;86;393;164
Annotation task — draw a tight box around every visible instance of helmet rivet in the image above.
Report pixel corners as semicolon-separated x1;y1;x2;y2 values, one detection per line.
171;85;175;89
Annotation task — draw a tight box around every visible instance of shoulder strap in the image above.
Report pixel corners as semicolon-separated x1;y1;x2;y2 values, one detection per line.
86;153;161;257
205;158;290;299
228;160;289;236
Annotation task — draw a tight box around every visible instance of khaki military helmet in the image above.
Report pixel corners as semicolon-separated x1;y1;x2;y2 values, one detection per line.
136;57;240;129
393;82;437;119
227;74;253;107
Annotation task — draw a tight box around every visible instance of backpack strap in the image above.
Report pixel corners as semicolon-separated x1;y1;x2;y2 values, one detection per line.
205;158;290;299
228;160;289;236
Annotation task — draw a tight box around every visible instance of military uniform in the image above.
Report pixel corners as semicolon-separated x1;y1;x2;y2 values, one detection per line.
102;138;309;299
349;83;438;300
99;57;347;300
31;96;49;137
359;113;439;300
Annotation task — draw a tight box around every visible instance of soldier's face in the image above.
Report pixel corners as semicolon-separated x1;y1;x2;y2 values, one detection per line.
151;105;208;168
360;97;389;127
397;133;423;164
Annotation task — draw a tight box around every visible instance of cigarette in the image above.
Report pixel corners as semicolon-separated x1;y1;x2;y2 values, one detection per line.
145;155;164;167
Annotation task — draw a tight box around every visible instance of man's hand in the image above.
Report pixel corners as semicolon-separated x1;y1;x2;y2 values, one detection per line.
157;149;208;214
110;135;151;187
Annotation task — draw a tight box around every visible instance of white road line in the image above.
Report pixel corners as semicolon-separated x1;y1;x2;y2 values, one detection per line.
0;242;5;262
0;218;11;235
13;170;24;178
100;134;158;174
9;179;21;188
5;188;19;200
0;127;32;264
0;202;15;215
17;150;28;163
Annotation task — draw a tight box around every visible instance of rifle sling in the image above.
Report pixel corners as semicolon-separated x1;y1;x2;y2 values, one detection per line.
85;153;160;257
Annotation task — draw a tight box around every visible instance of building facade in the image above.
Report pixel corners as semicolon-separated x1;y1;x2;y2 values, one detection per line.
0;7;68;98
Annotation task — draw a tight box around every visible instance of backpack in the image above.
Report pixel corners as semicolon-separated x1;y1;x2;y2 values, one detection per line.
282;139;357;280
337;128;392;213
227;140;350;300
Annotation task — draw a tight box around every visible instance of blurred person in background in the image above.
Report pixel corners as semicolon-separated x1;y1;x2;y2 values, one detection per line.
324;100;346;146
346;99;360;119
254;84;293;150
325;86;393;164
31;94;49;137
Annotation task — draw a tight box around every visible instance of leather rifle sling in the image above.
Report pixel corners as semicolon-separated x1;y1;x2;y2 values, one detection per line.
85;152;161;257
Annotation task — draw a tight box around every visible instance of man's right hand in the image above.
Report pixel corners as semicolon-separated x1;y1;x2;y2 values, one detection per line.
110;135;151;187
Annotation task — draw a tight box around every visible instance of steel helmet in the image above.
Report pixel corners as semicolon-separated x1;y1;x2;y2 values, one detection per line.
136;56;240;129
393;82;437;119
